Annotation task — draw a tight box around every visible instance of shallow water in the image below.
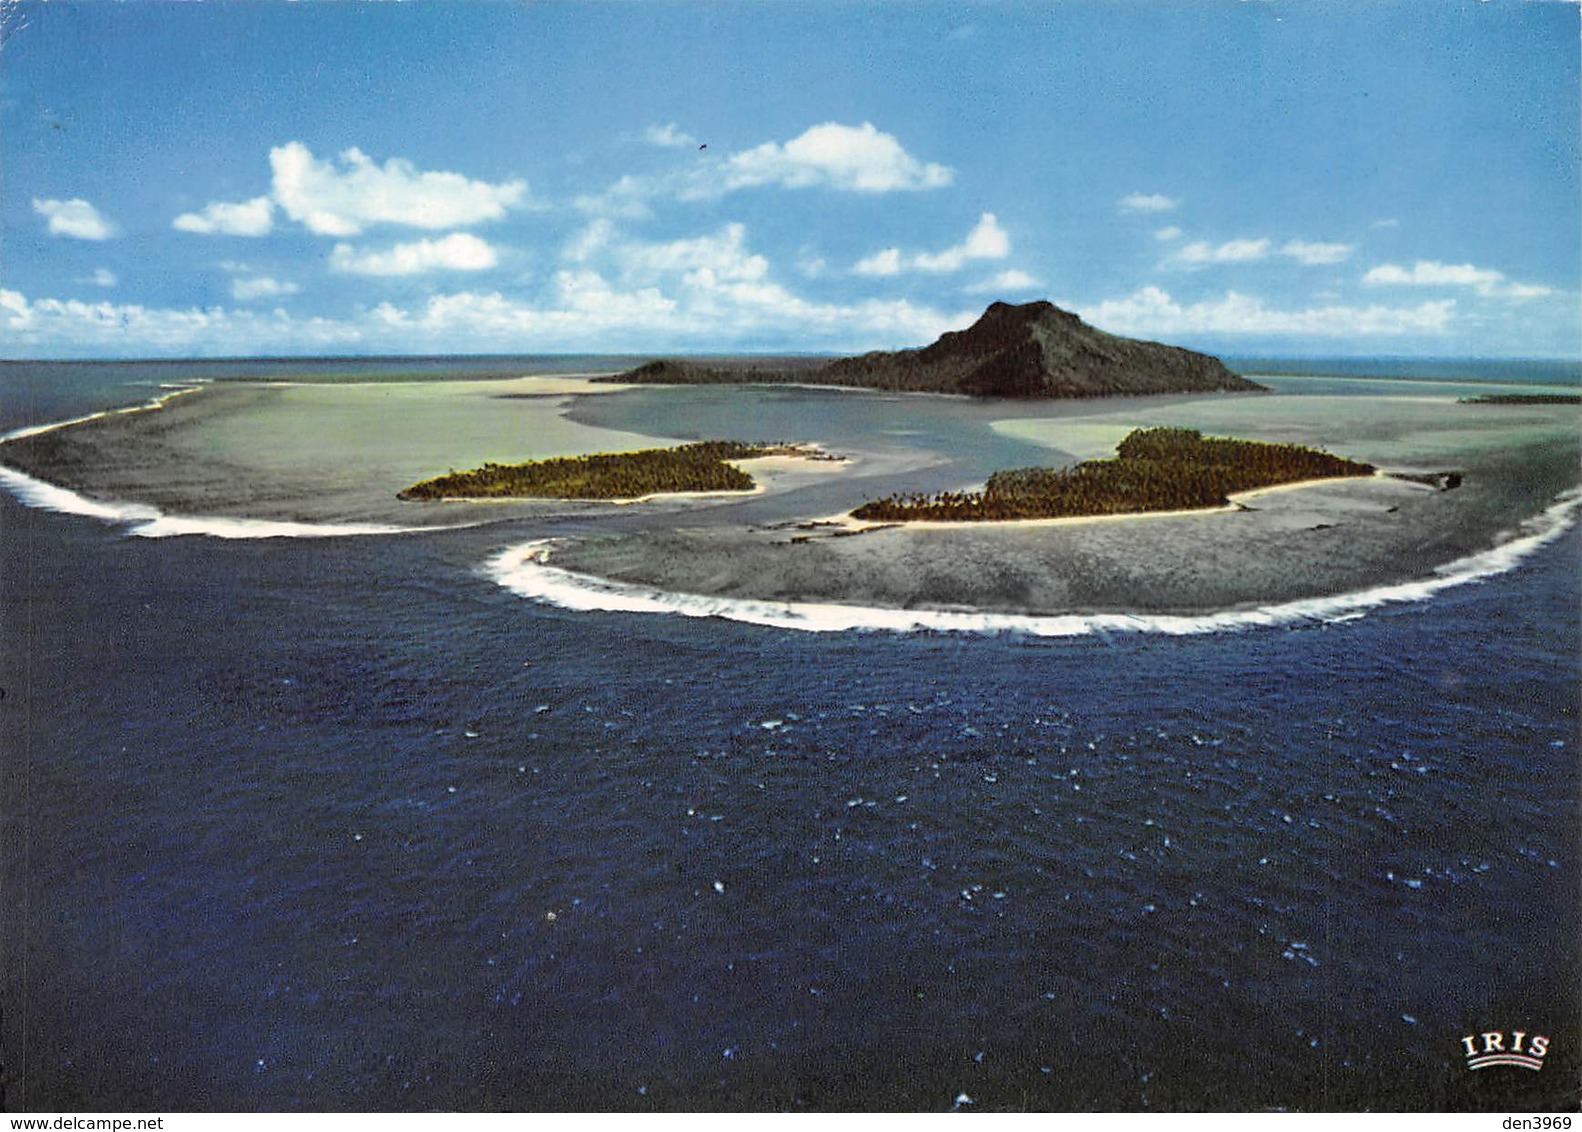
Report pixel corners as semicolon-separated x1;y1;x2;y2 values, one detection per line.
1;359;1578;1112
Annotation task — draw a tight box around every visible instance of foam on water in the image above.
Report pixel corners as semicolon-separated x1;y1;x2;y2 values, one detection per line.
0;385;203;443
0;465;422;539
485;488;1582;636
0;384;431;539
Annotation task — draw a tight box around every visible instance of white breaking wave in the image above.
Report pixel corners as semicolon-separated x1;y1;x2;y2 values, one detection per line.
0;465;421;539
485;489;1582;637
0;385;203;444
0;384;425;539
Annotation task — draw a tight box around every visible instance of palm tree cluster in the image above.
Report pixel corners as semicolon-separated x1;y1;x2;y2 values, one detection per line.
851;427;1374;522
399;441;782;501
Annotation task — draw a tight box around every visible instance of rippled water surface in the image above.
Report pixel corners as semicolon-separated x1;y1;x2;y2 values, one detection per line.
1;360;1577;1111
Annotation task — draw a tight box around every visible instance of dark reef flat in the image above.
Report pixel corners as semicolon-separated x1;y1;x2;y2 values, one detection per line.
547;435;1578;616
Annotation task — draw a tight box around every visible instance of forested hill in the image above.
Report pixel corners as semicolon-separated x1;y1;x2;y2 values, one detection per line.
612;300;1265;399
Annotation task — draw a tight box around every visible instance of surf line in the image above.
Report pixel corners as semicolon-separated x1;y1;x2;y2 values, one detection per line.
0;386;430;539
0;464;426;539
0;382;206;444
485;488;1582;637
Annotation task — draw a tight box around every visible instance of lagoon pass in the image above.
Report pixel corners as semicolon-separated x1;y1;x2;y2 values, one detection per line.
0;357;1578;1109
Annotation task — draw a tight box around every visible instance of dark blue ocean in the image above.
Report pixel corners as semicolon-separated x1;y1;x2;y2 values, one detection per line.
1;359;1577;1112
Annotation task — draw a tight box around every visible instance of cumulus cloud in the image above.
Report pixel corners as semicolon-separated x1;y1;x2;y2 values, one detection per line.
710;121;953;196
428;220;974;349
1364;261;1503;288
572;175;652;220
550;221;959;347
85;268;118;288
329;233;500;276
854;213;1010;276
575;121;952;213
1154;226;1183;242
1118;193;1178;215
614;223;770;286
1363;260;1552;299
852;248;904;278
33;198;116;240
230;276;300;302
645;123;699;149
173;196;275;237
361;279;965;354
0;216;976;357
1077;285;1456;338
965;269;1040;295
1172;238;1271;266
0;288;361;356
1280;240;1353;266
1170;236;1353;268
270;143;528;236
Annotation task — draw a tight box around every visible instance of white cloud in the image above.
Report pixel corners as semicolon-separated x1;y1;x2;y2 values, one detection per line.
0;216;976;356
916;213;1010;271
1118;193;1178;215
965;269;1040;295
852;248;904;278
1173;238;1271;266
645;123;698;149
1364;261;1502;288
1079;285;1456;339
1498;282;1557;300
1280;240;1353;266
329;233;501;276
575;121;951;214
0;289;362;356
230;276;300;302
84;268;118;288
1170;236;1352;268
1363;260;1552;299
33;198;116;240
572;175;652;220
796;250;830;279
1371;218;1401;230
173;196;275;237
269;142;528;236
614;223;769;286
1154;226;1183;242
854;213;1010;276
714;122;953;195
562;218;617;265
25;268;1544;357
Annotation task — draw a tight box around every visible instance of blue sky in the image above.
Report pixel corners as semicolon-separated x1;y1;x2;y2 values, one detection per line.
2;1;1577;359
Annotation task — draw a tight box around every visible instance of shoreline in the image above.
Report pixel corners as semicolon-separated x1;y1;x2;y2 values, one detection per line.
819;470;1391;535
406;444;849;506
487;486;1582;634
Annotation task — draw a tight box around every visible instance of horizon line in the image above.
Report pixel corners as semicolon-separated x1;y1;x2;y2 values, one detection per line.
2;351;1579;367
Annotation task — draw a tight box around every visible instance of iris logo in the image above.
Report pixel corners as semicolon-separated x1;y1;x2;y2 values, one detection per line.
1461;1030;1550;1071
